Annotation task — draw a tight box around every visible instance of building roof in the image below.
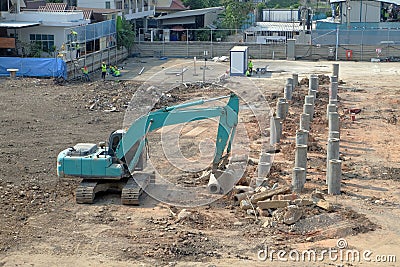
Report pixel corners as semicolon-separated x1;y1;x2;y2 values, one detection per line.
38;3;67;12
0;21;40;28
156;6;224;20
330;0;400;4
75;7;121;14
246;22;304;33
156;0;187;10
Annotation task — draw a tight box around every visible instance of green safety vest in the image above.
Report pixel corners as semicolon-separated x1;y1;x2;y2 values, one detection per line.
102;64;107;72
82;68;88;74
248;61;253;68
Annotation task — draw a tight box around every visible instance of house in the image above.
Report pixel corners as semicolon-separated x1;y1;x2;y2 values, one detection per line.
77;0;155;20
77;0;156;31
154;0;187;17
155;6;224;41
0;1;116;59
243;7;312;44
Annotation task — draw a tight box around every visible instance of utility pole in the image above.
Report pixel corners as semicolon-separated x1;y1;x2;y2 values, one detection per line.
346;0;351;29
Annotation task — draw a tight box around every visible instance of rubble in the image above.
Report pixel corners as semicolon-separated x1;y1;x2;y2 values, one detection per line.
250;186;291;204
283;205;303;225
257;200;290;209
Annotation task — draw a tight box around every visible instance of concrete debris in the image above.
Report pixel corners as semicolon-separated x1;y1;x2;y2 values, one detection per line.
233;186;254;194
314;199;334;211
240;199;252;210
256;207;270;217
234;192;254;202
262;218;277;228
272;193;299;201
176;209;193;222
250;186;291;204
257;200;290;209
292;199;314;206
311;191;325;201
272;208;286;223
254;186;268;193
283;205;303;225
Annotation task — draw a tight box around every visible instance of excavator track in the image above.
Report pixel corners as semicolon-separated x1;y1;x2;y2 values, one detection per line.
76;180;98;204
121;173;152;205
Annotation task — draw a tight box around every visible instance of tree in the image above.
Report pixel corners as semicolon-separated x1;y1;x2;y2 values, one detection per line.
266;0;299;9
220;0;254;31
116;16;135;55
182;0;221;9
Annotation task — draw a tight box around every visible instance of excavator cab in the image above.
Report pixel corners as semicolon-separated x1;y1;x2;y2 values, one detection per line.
108;130;125;157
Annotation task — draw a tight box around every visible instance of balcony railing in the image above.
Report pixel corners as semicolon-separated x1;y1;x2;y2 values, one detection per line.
124;5;155;20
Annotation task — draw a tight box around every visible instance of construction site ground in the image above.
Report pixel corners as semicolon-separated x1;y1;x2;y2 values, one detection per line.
0;58;399;266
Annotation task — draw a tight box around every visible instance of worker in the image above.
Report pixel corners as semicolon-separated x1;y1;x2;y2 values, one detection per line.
109;65;115;74
113;67;121;77
76;43;81;58
248;60;253;74
70;29;78;42
101;62;107;81
81;66;90;82
245;68;251;77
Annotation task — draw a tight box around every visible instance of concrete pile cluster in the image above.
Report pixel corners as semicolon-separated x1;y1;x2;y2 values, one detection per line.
266;63;342;195
210;64;343;224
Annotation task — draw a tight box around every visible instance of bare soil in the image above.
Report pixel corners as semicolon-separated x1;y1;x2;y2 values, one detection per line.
0;59;399;266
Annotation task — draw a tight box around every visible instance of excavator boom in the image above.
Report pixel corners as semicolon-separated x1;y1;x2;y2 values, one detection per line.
117;94;239;173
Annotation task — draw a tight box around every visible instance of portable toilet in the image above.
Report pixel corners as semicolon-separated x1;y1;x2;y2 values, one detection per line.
230;46;248;76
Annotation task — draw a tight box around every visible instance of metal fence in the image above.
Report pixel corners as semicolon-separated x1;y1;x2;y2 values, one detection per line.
312;28;400;45
138;27;400;46
68;20;117;43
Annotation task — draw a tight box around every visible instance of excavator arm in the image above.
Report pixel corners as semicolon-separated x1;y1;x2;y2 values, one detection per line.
116;94;239;174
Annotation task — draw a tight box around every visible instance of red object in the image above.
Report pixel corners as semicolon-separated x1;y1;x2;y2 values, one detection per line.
346;50;353;60
348;108;362;115
350;113;356;121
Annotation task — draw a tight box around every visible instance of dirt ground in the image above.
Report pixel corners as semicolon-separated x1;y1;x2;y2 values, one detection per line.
0;59;399;266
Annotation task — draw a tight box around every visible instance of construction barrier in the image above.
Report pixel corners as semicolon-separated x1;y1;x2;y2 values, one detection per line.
0;57;67;79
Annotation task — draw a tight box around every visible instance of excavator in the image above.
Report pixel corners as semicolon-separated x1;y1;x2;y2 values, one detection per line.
57;94;239;205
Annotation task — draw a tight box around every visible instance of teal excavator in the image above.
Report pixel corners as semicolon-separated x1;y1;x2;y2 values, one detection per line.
57;94;239;204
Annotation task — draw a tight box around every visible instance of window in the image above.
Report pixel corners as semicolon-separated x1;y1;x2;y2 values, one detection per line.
105;1;110;9
116;1;122;9
29;34;55;52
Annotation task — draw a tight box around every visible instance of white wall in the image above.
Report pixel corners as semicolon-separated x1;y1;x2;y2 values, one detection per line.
78;0;115;9
342;1;380;23
13;26;66;51
263;9;298;22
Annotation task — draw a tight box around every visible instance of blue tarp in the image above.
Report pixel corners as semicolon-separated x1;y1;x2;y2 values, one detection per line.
0;57;67;79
